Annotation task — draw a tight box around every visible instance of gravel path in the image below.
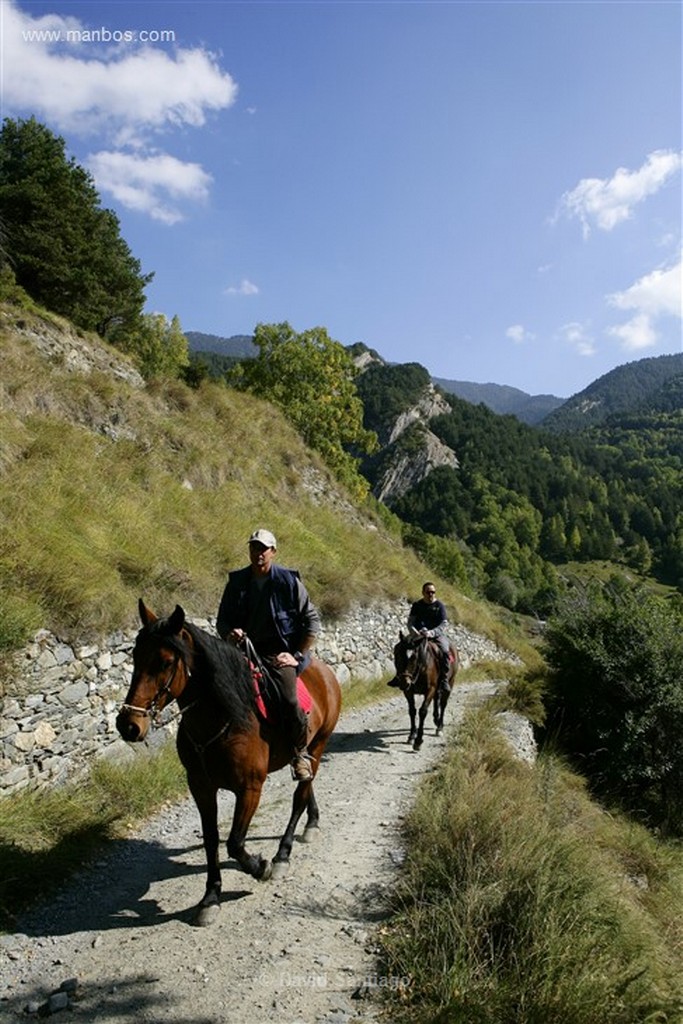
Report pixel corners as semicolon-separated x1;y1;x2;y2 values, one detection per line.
1;683;508;1024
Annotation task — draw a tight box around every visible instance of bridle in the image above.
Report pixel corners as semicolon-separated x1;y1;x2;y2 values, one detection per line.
397;636;430;689
119;652;183;722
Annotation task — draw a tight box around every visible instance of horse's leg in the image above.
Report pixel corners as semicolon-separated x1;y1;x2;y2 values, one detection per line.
436;689;450;735
271;779;313;878
301;734;327;840
226;783;271;881
406;691;417;744
303;786;320;838
187;776;222;924
414;695;430;750
272;727;329;877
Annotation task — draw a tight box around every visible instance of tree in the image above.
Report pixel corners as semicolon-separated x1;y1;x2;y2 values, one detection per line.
229;322;378;497
0;116;152;336
120;313;190;380
542;580;683;835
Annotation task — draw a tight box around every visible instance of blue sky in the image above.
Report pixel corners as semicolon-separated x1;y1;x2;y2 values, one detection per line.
2;0;681;397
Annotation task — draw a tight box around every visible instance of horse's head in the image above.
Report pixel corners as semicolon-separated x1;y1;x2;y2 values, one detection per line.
392;631;422;691
116;599;192;743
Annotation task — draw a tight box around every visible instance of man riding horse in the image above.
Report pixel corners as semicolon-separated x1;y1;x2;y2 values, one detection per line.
388;581;452;695
216;528;320;782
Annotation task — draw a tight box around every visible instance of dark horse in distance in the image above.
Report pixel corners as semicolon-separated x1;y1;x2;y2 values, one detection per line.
391;632;459;750
116;600;342;924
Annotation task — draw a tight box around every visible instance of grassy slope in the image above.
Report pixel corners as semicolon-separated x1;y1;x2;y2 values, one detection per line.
0;303;530;676
380;707;683;1023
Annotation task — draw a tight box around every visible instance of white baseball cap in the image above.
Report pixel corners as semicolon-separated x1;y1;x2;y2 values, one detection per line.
248;528;277;549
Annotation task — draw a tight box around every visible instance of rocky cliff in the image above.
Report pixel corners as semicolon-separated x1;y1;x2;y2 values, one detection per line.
371;382;459;506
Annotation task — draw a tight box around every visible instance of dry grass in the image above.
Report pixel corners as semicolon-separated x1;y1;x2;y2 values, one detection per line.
379;706;683;1023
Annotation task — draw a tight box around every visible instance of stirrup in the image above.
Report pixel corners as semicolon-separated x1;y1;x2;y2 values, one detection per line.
290;751;314;782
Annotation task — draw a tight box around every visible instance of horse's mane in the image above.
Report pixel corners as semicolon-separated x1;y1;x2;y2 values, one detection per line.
148;617;256;731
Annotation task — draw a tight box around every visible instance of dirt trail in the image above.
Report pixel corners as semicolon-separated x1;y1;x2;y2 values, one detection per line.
1;684;499;1024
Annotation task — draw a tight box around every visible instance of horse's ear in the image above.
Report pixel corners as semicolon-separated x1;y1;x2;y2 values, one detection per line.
399;631;405;641
139;598;157;626
168;605;185;634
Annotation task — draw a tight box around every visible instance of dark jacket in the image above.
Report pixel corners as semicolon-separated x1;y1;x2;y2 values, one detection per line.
216;564;320;670
408;598;448;636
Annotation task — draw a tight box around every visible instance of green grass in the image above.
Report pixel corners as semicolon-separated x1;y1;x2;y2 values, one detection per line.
378;706;683;1024
0;742;188;931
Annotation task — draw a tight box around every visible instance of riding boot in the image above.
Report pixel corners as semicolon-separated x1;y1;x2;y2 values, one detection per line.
386;676;401;688
287;704;313;782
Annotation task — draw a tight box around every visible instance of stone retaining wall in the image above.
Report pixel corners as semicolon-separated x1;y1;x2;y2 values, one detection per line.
0;601;515;796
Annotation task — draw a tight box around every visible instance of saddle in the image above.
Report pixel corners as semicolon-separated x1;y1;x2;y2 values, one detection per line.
248;660;313;725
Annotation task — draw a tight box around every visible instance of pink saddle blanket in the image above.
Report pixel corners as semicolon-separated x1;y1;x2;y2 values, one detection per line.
252;672;313;724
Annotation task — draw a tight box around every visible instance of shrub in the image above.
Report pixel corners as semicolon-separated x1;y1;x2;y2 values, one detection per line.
542;579;683;835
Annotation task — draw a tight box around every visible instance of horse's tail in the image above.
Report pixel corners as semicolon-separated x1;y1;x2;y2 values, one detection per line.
450;644;460;676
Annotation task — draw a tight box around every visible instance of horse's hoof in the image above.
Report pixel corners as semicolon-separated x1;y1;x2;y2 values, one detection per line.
413;742;423;751
196;903;220;927
257;858;273;882
270;859;290;880
302;825;320;845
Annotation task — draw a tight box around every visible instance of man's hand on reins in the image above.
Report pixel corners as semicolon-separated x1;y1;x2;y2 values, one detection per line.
273;651;298;668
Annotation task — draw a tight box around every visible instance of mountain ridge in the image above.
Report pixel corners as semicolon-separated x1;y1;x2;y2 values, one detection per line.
186;330;683;430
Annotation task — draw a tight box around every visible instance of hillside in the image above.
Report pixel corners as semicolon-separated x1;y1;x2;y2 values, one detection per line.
354;357;683;608
434;377;564;425
0;303;504;656
540;353;683;432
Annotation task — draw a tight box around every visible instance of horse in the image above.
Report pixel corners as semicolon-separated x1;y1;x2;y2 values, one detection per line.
116;599;342;925
391;632;459;750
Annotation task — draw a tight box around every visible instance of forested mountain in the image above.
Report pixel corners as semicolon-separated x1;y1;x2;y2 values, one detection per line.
540;353;683;432
185;331;255;358
434;377;564;424
185;328;683;613
355;359;683;613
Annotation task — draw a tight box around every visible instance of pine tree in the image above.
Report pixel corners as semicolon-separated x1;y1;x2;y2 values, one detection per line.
0;116;152;337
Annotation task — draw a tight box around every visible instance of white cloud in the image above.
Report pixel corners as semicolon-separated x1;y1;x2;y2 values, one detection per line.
606;314;657;352
608;258;682;319
2;0;237;220
505;324;535;344
606;256;682;352
88;151;212;224
556;150;683;238
3;1;237;135
559;322;596;357
224;279;260;296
